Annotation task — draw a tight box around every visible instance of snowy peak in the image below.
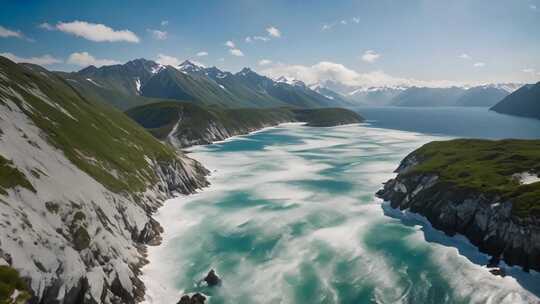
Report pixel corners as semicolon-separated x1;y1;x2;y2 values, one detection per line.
177;60;205;74
276;76;306;87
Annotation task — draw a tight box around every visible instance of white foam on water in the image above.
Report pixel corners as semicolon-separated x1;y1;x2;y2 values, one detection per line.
142;124;539;304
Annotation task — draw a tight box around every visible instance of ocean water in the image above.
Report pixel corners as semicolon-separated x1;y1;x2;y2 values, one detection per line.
142;121;540;304
355;106;540;139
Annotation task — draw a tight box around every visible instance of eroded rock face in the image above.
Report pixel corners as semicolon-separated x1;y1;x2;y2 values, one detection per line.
377;154;540;272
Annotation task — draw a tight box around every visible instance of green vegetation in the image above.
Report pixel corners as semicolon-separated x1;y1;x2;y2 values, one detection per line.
408;139;540;218
0;266;31;304
126;102;363;144
292;108;364;127
0;57;181;194
0;156;34;195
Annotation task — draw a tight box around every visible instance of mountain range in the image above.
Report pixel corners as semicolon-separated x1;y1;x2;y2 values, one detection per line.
59;59;352;111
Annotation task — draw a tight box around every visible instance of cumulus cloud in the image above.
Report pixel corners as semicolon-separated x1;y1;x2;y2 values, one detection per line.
361;50;381;63
0;52;62;65
55;21;140;43
161;20;169;26
229;49;244;57
0;25;23;38
67;52;120;67
155;54;181;66
225;40;244;56
148;29;167;40
196;51;208;57
352;17;360;24
473;62;485;67
258;59;272;66
458;53;471;60
266;26;281;38
260;61;462;88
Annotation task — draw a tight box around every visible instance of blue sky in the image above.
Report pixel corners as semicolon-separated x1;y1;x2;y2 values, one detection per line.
0;0;539;86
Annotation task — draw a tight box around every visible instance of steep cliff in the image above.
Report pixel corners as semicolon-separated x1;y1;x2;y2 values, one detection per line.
377;139;540;271
0;57;208;303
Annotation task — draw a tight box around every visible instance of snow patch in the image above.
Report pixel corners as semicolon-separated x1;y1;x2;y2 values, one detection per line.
513;172;540;185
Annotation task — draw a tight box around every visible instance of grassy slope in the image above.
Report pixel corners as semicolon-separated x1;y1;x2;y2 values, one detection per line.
0;57;180;194
407;139;540;218
126;101;364;141
0;266;31;304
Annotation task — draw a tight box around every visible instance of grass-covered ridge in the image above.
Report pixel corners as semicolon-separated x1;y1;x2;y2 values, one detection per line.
0;56;181;193
407;139;540;218
126;101;364;144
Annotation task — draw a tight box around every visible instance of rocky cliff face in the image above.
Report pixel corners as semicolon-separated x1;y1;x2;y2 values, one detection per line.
0;57;209;303
376;152;540;272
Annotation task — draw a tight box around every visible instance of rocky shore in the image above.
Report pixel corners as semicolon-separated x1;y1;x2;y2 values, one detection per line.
376;141;540;272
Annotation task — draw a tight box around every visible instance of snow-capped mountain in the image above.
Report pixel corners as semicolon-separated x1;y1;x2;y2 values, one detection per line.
311;79;524;107
177;60;205;74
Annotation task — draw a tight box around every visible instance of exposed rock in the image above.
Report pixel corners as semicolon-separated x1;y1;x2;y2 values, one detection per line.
204;269;221;286
377;152;540;272
489;268;506;277
177;293;206;304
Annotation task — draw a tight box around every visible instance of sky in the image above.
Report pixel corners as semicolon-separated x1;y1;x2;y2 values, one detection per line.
0;0;539;87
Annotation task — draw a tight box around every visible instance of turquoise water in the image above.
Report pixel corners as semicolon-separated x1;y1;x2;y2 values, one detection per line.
143;123;540;304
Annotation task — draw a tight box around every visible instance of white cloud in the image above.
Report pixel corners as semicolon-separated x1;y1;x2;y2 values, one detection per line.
0;52;62;65
0;25;22;38
56;21;140;43
229;49;244;57
38;22;55;31
361;50;381;63
458;53;471;60
266;26;281;38
155;54;181;66
246;35;270;42
67;52;120;67
322;17;360;31
148;29;167;40
225;40;236;48
261;61;462;88
258;59;272;66
161;20;169;26
530;4;537;10
522;68;535;73
473;62;485;67
196;51;208;57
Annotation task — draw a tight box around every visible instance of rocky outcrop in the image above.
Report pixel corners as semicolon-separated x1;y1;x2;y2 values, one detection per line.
203;269;220;287
376;152;540;272
177;293;206;304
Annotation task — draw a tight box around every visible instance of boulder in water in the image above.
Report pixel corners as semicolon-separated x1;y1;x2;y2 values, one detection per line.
177;293;206;304
204;269;221;286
